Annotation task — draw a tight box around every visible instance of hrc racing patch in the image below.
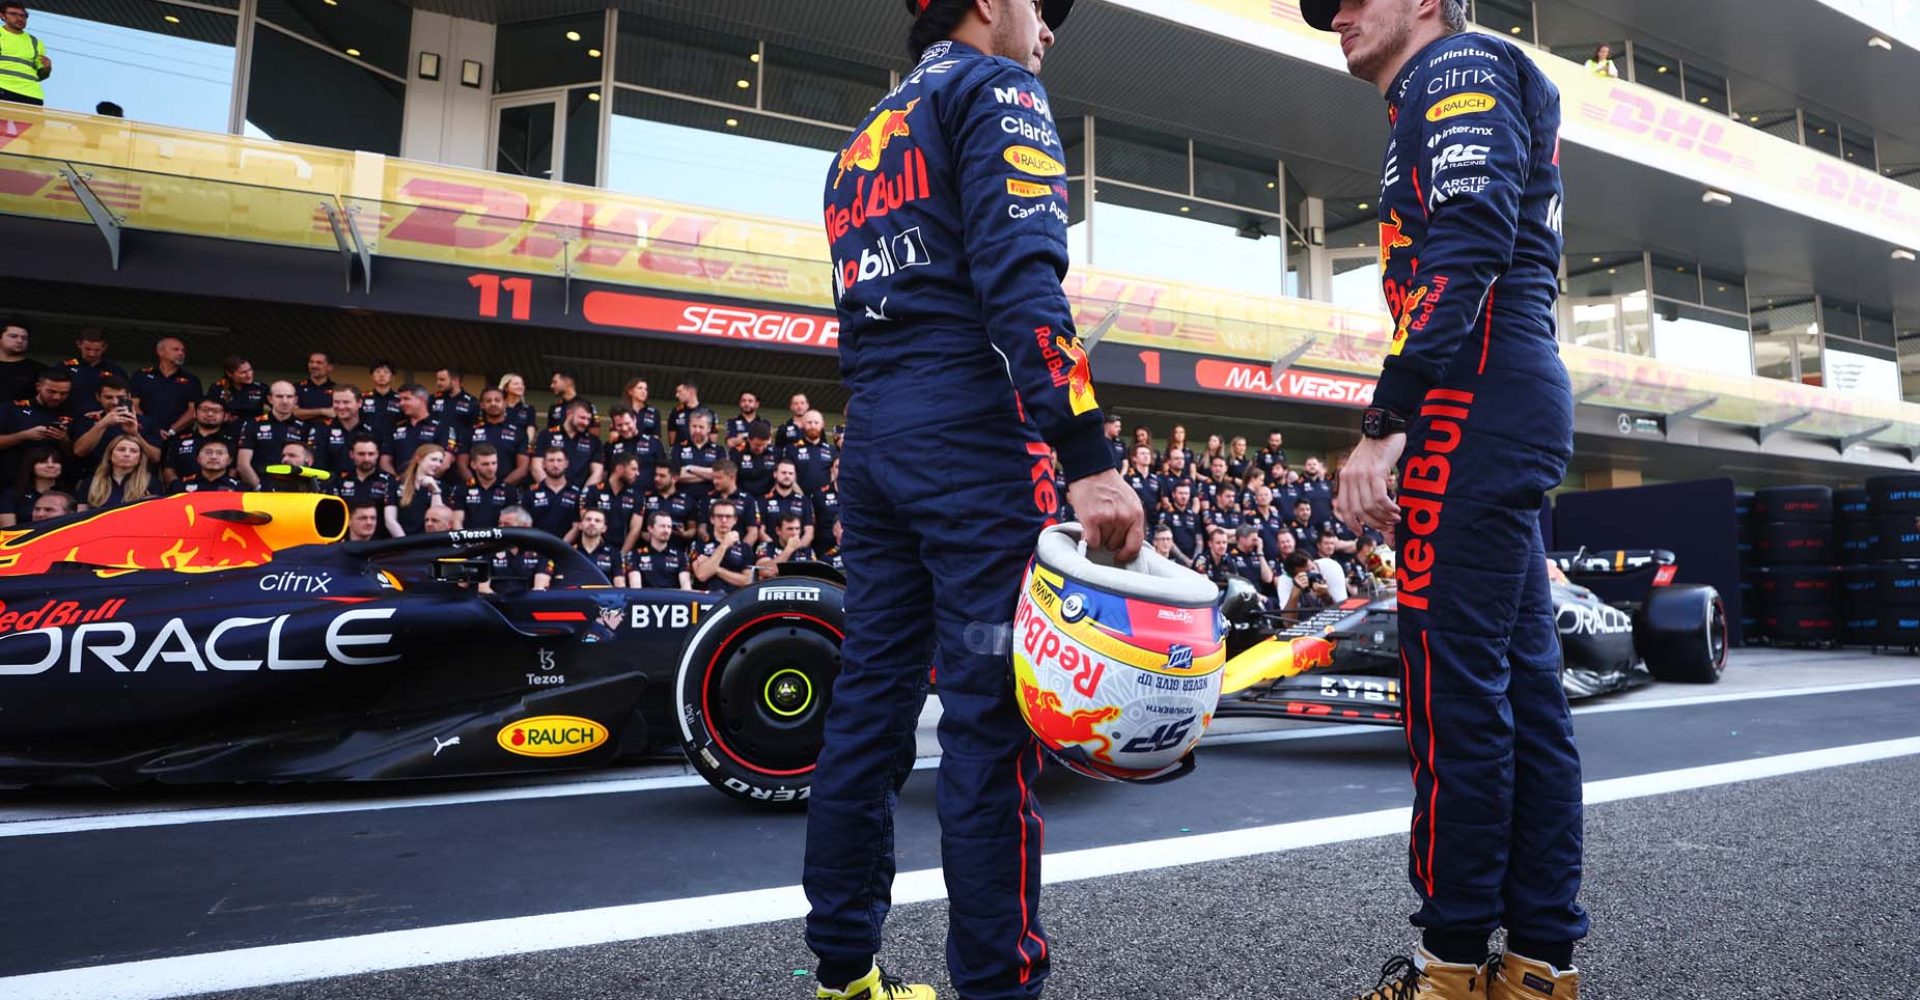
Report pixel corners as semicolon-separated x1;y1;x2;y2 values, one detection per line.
1004;145;1065;177
1425;92;1496;122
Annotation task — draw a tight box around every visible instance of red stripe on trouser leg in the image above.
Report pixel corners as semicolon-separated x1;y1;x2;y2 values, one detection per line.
1422;629;1439;898
1012;740;1044;983
1477;291;1495;374
1401;645;1426;887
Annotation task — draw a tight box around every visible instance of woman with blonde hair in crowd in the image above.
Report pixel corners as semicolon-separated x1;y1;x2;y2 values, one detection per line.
85;436;153;510
497;373;534;432
395;443;450;536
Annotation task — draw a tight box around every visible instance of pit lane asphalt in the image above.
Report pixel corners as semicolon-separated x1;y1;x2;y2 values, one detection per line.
3;648;1919;998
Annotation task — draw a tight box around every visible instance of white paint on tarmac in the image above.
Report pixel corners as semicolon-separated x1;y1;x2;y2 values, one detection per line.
7;675;1919;839
7;735;1919;1000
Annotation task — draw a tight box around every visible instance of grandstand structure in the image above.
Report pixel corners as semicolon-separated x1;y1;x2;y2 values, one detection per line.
4;0;1919;485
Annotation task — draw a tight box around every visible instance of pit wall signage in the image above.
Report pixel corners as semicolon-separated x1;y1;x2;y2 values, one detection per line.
1;107;1917;434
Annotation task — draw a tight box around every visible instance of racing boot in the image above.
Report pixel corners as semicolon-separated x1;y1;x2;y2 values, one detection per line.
1488;951;1579;1000
1349;948;1488;1000
817;964;936;1000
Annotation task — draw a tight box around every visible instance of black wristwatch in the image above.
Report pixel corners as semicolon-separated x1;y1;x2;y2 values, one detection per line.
1360;407;1408;439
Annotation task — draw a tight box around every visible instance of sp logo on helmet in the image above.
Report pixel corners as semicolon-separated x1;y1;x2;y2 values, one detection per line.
1061;593;1087;622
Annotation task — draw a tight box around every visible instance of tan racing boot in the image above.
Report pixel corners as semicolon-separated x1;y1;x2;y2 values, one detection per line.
1488;951;1579;1000
1350;947;1488;1000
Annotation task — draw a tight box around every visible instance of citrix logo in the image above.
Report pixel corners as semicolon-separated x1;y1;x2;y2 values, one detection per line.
259;571;333;594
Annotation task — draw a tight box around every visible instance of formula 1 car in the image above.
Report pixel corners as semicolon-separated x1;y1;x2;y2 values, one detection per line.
1215;549;1727;727
0;491;847;805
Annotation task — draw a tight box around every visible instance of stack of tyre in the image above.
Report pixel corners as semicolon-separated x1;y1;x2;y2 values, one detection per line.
1865;475;1920;650
1749;485;1837;647
1735;492;1760;643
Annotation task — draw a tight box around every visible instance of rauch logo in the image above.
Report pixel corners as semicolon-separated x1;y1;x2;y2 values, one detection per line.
497;715;608;758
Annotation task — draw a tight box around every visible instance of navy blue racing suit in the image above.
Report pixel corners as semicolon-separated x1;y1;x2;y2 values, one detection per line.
805;38;1109;999
1373;32;1587;948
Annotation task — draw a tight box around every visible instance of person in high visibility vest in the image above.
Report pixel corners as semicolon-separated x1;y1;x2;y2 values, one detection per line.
0;2;51;106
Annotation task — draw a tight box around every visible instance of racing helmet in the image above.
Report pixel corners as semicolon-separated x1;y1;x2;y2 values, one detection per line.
1012;522;1226;783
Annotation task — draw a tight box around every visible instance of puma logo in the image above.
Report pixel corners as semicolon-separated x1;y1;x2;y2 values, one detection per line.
432;736;461;756
864;297;891;321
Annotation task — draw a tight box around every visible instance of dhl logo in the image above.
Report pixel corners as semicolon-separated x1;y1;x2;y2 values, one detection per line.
834;99;919;188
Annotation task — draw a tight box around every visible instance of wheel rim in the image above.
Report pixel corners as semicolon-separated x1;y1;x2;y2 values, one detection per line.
1708;598;1729;671
706;623;839;774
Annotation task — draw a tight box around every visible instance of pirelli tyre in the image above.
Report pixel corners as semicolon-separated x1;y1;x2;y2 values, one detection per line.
1880;610;1920;649
1738;571;1765;643
1755;565;1838;614
1733;491;1755;523
1839;566;1882;647
1634;584;1727;683
1875;514;1920;561
1753;521;1835;566
674;579;849;807
1750;485;1832;524
1838;520;1881;562
1834;487;1870;526
1866;474;1920;515
1763;611;1838;646
1876;561;1920;607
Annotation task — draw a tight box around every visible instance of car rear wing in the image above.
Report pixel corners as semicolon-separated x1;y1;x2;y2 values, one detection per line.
1547;548;1679;587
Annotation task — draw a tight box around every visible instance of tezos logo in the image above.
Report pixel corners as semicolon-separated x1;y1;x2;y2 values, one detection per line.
1061;593;1087;622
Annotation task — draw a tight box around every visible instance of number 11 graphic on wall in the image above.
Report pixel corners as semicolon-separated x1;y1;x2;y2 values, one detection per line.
470;274;533;321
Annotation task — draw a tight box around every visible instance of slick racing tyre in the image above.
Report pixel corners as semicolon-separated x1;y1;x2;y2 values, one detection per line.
1635;583;1727;684
1838;520;1880;562
1756;565;1837;615
1764;612;1838;646
1834;487;1870;525
1874;515;1920;561
1750;485;1832;524
1876;561;1920;607
1733;491;1754;524
1838;566;1881;646
1738;571;1765;644
1754;521;1835;566
675;579;857;807
1866;475;1920;516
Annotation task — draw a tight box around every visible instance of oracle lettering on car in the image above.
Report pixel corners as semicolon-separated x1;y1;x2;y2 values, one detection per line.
0;607;401;677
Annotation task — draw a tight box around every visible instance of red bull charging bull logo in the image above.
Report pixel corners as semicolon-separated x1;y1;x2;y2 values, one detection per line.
1378;207;1414;271
1056;334;1099;416
1019;679;1122;762
834;99;919;189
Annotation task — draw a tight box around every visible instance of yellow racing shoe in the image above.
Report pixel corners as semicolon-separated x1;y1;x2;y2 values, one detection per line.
817;964;936;1000
1349;948;1489;1000
1488;951;1579;999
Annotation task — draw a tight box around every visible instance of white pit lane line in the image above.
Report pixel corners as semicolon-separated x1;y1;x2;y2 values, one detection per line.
6;734;1920;1000
5;676;1920;839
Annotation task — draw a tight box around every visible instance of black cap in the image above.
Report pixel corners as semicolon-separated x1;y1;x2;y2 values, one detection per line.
1300;0;1338;30
906;0;1074;30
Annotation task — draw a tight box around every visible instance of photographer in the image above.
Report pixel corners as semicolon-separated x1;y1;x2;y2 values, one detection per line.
1276;550;1333;614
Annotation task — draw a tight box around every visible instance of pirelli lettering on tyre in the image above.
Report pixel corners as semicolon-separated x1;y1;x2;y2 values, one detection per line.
497;715;608;757
1425;92;1497;122
1004;145;1065;177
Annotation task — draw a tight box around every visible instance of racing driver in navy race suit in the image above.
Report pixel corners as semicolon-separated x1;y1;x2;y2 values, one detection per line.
805;1;1143;999
1307;1;1586;998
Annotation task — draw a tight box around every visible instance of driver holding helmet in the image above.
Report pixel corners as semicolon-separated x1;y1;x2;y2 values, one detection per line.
804;0;1143;997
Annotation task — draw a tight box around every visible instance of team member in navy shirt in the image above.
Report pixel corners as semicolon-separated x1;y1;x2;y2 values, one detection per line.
70;375;162;477
430;367;478;429
577;452;646;552
383;385;458;477
293;351;337;421
701;459;760;545
546;370;596;431
0;444;75;525
312;386;378;476
525;447;583;539
568;508;625;582
603;406;663;487
237;381;311;488
667;378;717;448
360;360;402;436
619;377;662;438
639;464;699;552
761;458;816;551
451;443;522;532
332;438;402;538
466;387;532;486
0;320;44;407
129;337;202;435
726;391;761;449
781;410;836;494
627;511;692;590
534;399;604;489
483;507;552;596
673;412;723;502
59;327;127;420
1123;445;1161;521
1157;481;1201;560
691;499;754;596
731;420;779;497
778;393;811;449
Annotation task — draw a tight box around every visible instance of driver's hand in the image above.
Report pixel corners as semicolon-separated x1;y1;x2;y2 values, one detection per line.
1067;468;1143;564
1334;434;1404;532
